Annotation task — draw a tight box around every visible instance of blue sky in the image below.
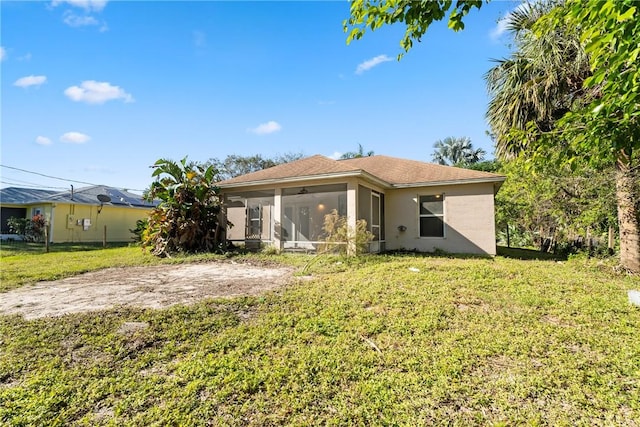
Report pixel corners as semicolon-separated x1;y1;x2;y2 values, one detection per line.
1;0;517;193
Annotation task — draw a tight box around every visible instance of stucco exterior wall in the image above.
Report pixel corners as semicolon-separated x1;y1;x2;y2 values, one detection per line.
50;203;150;243
384;183;497;255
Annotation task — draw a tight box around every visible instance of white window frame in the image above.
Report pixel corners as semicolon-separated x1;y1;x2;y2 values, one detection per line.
418;194;445;239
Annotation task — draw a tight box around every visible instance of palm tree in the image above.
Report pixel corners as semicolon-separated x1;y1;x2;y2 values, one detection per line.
432;136;486;166
485;1;640;272
485;1;593;158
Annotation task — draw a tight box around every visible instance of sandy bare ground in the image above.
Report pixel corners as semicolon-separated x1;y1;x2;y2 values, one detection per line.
0;261;294;320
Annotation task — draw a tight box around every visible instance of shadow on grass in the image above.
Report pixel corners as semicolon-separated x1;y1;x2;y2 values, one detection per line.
380;249;494;261
0;241;132;256
497;246;566;261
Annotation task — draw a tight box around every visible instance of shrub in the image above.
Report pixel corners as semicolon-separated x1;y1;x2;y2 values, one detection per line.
8;214;47;242
129;218;148;243
319;209;373;255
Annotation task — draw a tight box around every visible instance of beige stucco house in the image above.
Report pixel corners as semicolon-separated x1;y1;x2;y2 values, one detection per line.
0;186;156;243
218;155;505;255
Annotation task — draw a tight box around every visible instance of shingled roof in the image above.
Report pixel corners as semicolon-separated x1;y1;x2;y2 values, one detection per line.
0;186;156;208
218;155;504;188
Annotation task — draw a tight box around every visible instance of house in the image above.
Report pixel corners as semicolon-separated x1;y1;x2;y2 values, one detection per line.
0;185;156;243
217;155;505;255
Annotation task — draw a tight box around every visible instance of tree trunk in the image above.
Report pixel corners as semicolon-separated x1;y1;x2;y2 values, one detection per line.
615;149;640;273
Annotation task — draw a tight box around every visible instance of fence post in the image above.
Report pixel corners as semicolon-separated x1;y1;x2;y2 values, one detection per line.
45;223;50;253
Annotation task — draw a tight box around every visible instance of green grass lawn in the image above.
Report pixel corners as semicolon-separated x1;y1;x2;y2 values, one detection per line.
1;247;639;425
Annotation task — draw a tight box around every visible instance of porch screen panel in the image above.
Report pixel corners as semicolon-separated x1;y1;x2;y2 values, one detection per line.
371;192;380;240
282;184;347;249
358;185;371;227
379;193;385;240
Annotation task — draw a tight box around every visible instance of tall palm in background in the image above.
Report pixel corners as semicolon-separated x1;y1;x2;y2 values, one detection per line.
485;1;639;272
484;1;593;158
432;136;486;166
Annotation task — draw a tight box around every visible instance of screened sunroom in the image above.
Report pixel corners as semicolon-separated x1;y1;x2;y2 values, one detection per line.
223;182;384;253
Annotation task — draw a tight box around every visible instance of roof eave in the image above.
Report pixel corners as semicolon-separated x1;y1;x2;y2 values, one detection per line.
219;170;392;189
218;172;504;191
390;176;506;189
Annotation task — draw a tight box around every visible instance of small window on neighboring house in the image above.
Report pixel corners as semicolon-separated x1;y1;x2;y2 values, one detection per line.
419;194;444;238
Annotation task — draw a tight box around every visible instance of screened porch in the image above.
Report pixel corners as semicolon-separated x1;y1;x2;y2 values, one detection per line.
223;183;384;253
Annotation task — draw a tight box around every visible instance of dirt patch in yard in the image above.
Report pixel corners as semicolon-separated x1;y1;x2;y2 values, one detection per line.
0;261;294;320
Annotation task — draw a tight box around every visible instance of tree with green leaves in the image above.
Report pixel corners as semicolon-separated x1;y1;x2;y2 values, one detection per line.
484;1;593;158
495;158;617;253
345;0;483;56
344;0;640;272
432;136;485;166
340;144;374;159
208;152;303;180
543;0;640;272
143;157;225;257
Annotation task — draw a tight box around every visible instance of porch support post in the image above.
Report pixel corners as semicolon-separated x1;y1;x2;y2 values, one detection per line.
347;180;357;256
273;188;283;253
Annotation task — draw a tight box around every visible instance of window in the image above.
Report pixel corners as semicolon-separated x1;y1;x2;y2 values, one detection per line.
419;194;444;238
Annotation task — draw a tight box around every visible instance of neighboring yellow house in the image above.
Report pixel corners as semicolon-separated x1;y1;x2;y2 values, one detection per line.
218;155;506;255
0;186;156;243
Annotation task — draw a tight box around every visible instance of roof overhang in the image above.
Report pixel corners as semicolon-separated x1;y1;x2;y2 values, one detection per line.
390;176;506;189
219;173;505;193
392;176;505;196
218;169;392;190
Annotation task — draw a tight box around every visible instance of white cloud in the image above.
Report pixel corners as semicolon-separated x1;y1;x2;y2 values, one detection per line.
328;152;342;160
63;11;99;27
249;120;282;135
355;54;393;75
0;46;6;61
64;80;134;104
18;53;32;61
490;3;530;41
490;17;510;40
35;136;53;146
52;0;107;12
60;132;91;144
14;75;47;88
193;30;206;48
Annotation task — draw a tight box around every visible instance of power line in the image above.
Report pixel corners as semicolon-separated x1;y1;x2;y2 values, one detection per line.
1;164;100;186
0;178;67;190
0;164;146;192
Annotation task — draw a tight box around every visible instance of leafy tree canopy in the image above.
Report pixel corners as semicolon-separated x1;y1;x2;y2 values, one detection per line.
340;144;374;159
144;157;225;257
208;153;303;181
344;0;483;56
